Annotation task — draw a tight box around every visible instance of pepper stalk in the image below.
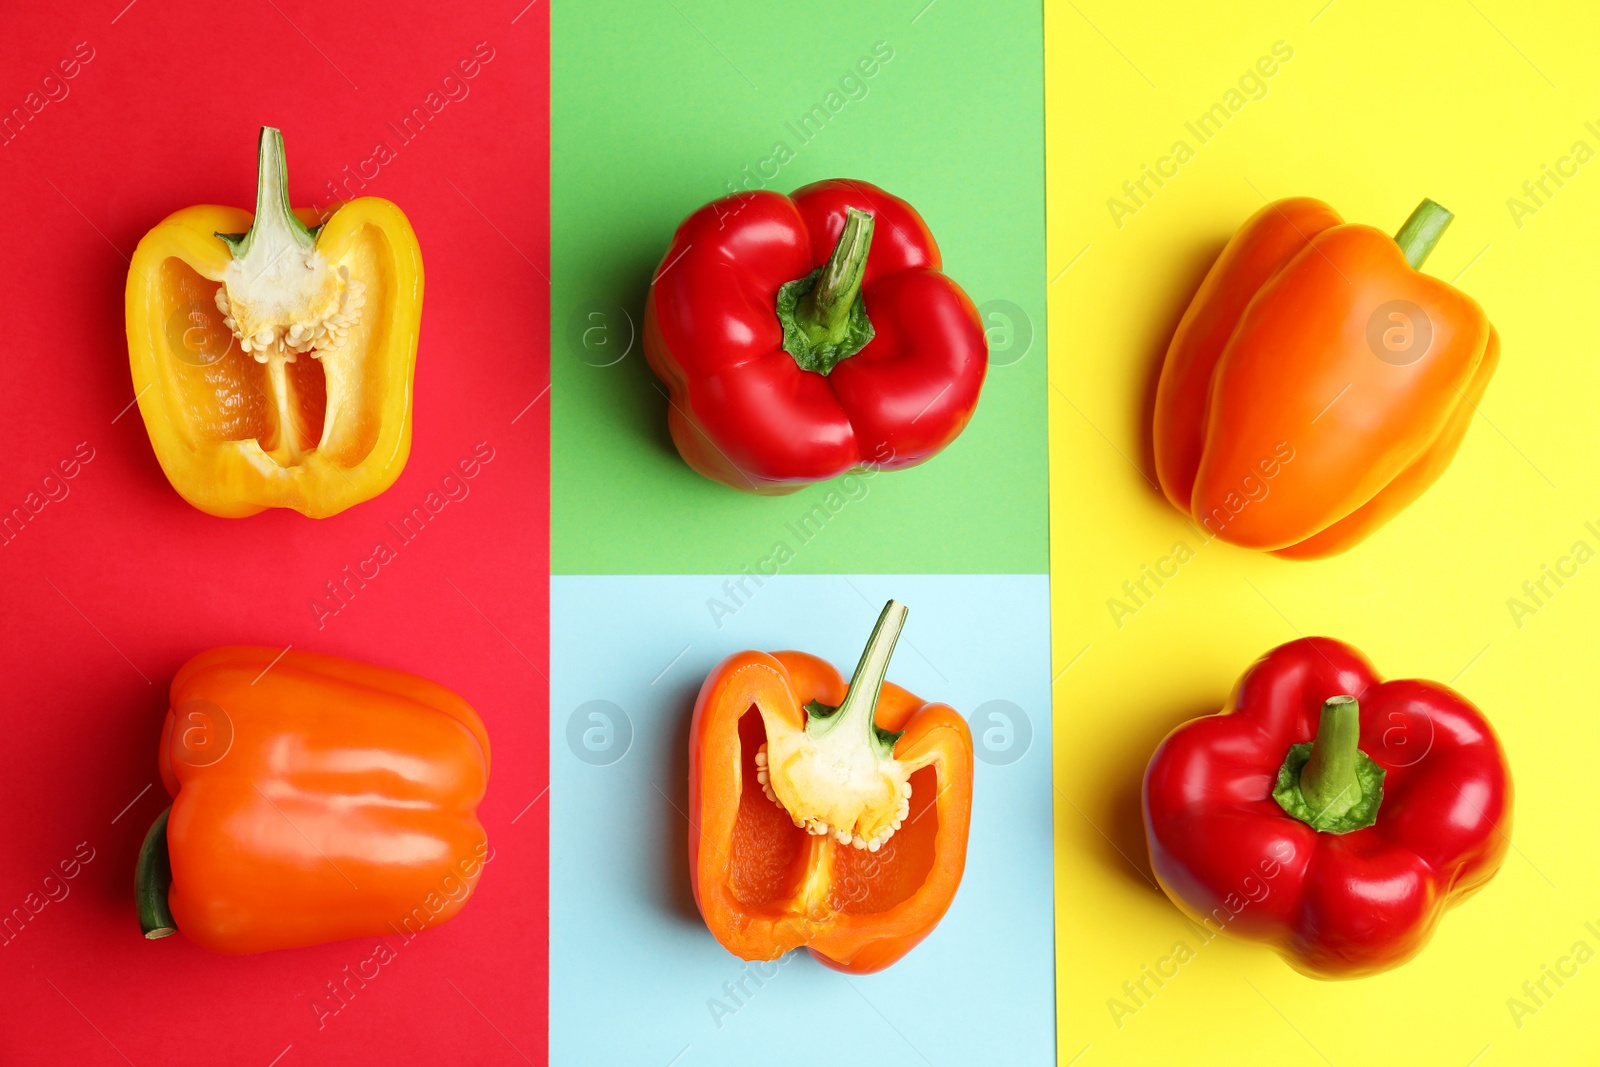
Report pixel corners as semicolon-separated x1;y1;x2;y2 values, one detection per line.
1272;696;1386;834
135;806;177;939
1394;199;1453;270
758;600;914;852
213;126;365;464
774;208;877;376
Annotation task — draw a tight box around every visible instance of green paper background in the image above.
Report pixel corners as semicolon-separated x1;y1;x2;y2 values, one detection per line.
551;0;1046;574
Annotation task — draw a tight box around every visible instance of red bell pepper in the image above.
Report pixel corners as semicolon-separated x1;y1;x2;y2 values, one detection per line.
1142;637;1512;978
643;179;987;494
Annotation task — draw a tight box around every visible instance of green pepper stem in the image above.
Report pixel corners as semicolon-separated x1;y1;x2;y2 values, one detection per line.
1299;697;1364;821
216;126;319;260
1394;198;1453;270
813;599;906;757
135;806;177;940
795;208;875;345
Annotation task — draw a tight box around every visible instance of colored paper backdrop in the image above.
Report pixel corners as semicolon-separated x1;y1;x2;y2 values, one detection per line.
550;0;1047;576
550;574;1054;1065
1047;1;1600;1062
0;3;549;1065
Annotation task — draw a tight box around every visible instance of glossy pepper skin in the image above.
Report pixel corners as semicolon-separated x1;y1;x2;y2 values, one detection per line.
1153;197;1499;558
688;603;973;972
136;647;490;954
1142;638;1512;979
126;127;422;518
644;179;987;494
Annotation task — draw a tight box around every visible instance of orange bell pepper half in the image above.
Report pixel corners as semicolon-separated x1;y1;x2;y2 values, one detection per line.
1153;197;1499;558
688;601;973;973
135;647;490;954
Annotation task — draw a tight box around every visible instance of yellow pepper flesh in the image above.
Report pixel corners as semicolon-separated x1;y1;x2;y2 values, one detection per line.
125;129;422;518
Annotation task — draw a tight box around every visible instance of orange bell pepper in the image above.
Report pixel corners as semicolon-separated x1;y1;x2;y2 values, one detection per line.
688;601;973;973
125;127;422;518
1153;197;1499;559
135;647;490;955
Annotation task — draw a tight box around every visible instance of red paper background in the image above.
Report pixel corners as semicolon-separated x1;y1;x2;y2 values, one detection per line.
0;2;549;1064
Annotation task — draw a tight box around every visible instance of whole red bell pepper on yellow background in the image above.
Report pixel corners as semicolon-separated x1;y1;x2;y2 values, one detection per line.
1153;197;1499;558
1142;637;1512;978
644;180;987;494
126;127;423;518
136;647;490;954
688;601;973;973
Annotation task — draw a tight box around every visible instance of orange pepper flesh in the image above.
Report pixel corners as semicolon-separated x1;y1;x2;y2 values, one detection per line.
1153;197;1498;558
688;610;973;974
141;647;490;954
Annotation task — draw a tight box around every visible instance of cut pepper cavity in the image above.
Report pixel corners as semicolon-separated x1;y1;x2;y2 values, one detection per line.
688;599;975;973
125;125;423;517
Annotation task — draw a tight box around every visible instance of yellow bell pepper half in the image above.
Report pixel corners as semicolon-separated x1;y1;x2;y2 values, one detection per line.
125;127;423;518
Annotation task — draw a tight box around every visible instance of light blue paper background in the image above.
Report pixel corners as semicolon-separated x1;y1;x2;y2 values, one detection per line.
550;574;1054;1066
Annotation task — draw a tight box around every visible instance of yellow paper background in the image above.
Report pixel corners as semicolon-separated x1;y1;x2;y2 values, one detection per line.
1046;1;1600;1062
